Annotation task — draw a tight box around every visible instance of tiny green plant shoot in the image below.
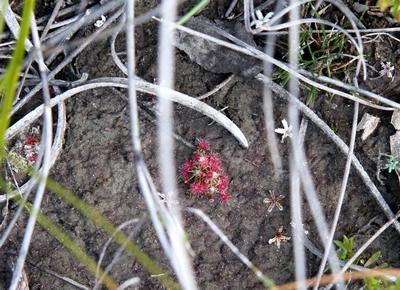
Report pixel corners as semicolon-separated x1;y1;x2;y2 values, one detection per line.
0;0;35;170
377;0;400;21
335;235;400;289
386;154;400;174
273;5;353;106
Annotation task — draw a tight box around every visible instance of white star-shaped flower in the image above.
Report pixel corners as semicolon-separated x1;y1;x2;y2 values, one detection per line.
250;10;274;29
268;226;291;249
263;191;285;213
379;61;395;80
274;119;292;143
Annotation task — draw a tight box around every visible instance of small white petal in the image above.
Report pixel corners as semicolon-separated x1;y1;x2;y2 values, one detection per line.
256;10;264;20
282;119;289;129
264;12;274;20
267;204;274;212
274;128;286;134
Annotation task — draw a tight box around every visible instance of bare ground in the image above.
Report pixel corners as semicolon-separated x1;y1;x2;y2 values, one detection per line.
1;1;400;289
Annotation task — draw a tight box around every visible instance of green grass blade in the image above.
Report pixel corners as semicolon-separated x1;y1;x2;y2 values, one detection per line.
5;152;179;289
18;197;119;289
0;1;7;37
46;178;180;290
0;0;35;169
176;0;209;25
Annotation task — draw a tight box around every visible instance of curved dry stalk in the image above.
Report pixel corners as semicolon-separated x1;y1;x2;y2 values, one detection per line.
127;3;198;289
2;2;33;50
287;2;307;289
6;78;248;148
29;263;90;290
300;70;400;110
247;0;366;77
314;101;359;289
197;74;235;100
163;18;399;110
257;18;366;74
9;15;54;290
157;1;197;287
256;75;400;234
45;0;125;47
186;207;274;288
0;100;66;205
362;32;400;45
11;6;125;116
263;1;284;178
94;218;142;290
243;0;255;33
0;11;67;253
291;223;370;273
49;100;67;168
267;0;364;29
110;13;128;75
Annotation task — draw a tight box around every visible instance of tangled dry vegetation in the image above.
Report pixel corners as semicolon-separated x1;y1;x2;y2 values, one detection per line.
1;0;400;289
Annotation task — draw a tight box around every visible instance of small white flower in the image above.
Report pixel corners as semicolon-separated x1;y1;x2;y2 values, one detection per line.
268;226;291;249
263;190;285;213
274;119;292;143
379;61;395;80
94;15;106;28
250;10;274;29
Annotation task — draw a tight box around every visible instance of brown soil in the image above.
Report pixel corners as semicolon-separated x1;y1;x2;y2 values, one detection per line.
1;1;400;289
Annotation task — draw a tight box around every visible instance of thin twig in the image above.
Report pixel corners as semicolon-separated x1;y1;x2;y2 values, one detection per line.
28;261;90;290
324;211;400;289
287;1;307;289
11;6;125;115
6;78;249;148
9;14;53;290
159;18;398;110
40;0;65;40
93;218;142;290
262;1;284;178
256;75;400;234
187;207;275;288
197;74;235;100
314;101;360;289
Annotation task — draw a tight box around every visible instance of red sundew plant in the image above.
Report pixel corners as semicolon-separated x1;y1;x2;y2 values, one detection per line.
9;126;41;174
179;139;230;203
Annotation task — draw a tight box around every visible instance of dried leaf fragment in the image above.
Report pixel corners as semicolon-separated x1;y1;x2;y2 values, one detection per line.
391;110;400;130
356;113;380;141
